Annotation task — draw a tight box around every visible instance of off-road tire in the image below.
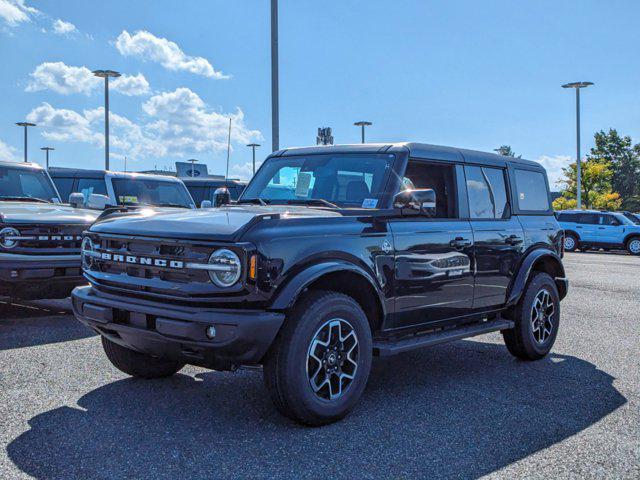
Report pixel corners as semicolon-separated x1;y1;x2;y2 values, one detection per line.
502;272;560;361
563;233;578;252
101;336;185;378
263;290;372;426
626;236;640;256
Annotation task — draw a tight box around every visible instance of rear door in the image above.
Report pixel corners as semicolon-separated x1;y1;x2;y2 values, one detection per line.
466;165;524;309
597;213;625;244
576;213;599;242
389;159;474;328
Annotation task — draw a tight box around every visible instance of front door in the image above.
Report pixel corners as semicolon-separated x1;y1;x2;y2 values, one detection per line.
575;212;599;242
388;159;474;329
464;165;524;308
597;213;624;244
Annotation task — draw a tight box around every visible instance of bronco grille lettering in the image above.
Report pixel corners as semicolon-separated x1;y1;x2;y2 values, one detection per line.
99;252;184;269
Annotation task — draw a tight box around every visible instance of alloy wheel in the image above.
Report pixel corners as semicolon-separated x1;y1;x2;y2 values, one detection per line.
530;289;555;344
629;239;640;254
564;236;576;251
306;318;359;401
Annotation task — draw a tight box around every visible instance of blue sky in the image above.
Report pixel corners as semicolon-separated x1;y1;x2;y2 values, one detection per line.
0;0;638;186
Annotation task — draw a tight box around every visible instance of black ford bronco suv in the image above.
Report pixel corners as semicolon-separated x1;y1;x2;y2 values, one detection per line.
72;143;568;425
0;160;99;299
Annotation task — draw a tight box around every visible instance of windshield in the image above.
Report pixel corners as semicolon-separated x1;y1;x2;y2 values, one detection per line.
0;165;59;203
112;178;195;208
240;154;395;208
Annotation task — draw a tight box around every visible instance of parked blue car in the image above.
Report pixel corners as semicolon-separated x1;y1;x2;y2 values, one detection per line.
556;210;640;255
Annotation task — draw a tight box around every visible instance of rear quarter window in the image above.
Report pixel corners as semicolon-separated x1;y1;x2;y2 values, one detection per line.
514;169;550;212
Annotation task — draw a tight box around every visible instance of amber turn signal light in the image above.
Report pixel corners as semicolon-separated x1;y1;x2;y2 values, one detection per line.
248;254;257;280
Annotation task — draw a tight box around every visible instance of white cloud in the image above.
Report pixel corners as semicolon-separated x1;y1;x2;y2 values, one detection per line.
52;18;76;35
0;0;38;26
115;30;228;79
535;155;572;190
25;89;262;163
0;138;19;161
111;73;150;96
26;62;149;96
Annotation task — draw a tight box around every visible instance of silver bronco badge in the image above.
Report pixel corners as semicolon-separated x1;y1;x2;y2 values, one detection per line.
99;252;184;269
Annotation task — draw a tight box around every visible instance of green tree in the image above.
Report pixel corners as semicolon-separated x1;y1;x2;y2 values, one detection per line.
557;158;619;210
588;129;640;210
494;145;521;158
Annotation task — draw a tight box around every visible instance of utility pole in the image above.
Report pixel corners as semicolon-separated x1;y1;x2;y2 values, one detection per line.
93;70;121;170
562;81;593;209
40;147;54;169
271;0;279;152
247;143;261;175
16;122;36;162
354;121;372;143
225;117;232;180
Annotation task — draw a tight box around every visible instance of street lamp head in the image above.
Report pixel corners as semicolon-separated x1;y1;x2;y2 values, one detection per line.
561;81;594;89
354;121;372;127
247;143;261;148
40;147;54;151
16;122;36;127
92;69;121;78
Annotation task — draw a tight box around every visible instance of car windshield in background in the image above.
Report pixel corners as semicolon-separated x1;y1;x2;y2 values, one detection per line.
111;178;194;208
240;154;395;208
0;166;59;203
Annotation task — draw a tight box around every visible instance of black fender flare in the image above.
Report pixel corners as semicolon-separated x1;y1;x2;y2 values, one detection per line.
563;229;580;241
623;232;640;245
506;249;568;306
269;260;386;315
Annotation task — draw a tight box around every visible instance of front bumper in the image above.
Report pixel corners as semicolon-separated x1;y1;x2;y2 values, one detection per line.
71;285;285;370
0;252;85;299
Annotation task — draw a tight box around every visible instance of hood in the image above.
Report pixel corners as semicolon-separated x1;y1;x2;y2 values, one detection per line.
90;205;343;241
0;202;99;225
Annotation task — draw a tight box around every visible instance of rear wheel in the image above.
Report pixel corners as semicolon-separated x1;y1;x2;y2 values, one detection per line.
263;290;372;426
503;272;560;361
101;336;185;378
626;236;640;255
563;234;578;252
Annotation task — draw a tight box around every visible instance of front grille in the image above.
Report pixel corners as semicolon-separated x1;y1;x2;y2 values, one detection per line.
5;224;85;254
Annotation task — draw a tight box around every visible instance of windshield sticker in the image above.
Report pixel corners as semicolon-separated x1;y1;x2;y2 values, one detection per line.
295;172;312;197
362;198;378;208
119;195;138;204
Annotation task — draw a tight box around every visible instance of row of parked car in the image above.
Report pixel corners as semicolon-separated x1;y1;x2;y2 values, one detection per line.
0;159;245;300
556;209;640;255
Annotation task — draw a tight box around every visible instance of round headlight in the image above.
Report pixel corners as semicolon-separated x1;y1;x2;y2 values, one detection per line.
81;237;95;269
0;227;20;249
207;249;242;287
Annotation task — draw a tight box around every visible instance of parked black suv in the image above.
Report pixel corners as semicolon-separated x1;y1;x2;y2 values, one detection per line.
72;143;567;425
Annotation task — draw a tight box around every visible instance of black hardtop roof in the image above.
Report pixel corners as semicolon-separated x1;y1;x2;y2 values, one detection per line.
48;167;105;179
272;142;542;169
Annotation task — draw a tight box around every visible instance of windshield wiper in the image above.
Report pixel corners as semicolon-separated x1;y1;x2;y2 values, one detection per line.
0;196;50;203
237;198;269;206
285;198;338;208
155;203;191;209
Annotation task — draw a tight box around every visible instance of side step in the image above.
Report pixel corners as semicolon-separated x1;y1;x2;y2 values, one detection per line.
373;319;514;357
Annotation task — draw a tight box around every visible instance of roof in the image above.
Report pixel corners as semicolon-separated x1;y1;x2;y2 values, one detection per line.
181;177;246;186
0;160;44;170
48;167;184;183
272;142;542;169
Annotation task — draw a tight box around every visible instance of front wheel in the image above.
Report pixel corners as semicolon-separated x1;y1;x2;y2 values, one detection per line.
626;236;640;256
503;272;560;361
563;234;578;252
263;290;372;426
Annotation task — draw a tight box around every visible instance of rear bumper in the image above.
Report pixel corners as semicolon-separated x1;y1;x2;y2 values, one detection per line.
0;253;84;299
71;285;285;370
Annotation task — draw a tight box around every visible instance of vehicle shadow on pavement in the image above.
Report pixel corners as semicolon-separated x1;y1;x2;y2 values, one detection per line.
0;308;96;351
6;339;626;479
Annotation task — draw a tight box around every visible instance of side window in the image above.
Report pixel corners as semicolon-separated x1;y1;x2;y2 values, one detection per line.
465;166;509;219
600;215;620;226
577;213;598;225
402;160;457;218
77;178;107;200
514;169;550;212
52;177;74;200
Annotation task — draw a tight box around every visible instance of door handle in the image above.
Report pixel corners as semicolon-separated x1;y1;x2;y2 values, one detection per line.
598;227;605;230
450;237;472;248
505;235;524;245
576;226;583;228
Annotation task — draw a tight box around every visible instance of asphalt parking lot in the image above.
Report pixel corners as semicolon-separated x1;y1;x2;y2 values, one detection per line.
1;252;638;479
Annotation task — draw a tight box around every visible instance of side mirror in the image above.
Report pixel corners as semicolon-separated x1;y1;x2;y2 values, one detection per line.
200;200;212;209
213;187;231;208
393;189;436;216
87;193;112;210
69;192;85;208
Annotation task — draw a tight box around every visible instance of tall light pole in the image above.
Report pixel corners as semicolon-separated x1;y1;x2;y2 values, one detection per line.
271;0;279;152
93;69;121;170
40;147;54;169
247;143;261;175
354;121;372;144
562;81;593;209
15;122;36;162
